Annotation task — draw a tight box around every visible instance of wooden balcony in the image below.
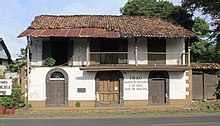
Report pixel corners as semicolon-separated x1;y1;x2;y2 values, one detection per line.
80;51;191;71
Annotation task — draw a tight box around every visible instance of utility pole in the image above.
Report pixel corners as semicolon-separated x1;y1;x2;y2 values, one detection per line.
26;36;30;109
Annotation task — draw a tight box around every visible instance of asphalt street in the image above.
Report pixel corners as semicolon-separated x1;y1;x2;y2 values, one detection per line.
1;115;220;126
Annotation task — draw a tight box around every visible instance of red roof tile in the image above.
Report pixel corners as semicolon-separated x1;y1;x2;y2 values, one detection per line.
191;63;220;70
18;15;197;38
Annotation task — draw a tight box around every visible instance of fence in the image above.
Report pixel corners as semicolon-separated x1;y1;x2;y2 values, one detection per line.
192;73;217;100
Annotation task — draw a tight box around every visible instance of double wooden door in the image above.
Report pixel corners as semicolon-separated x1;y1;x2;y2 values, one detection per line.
98;72;120;105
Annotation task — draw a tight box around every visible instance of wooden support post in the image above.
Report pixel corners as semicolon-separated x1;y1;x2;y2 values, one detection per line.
135;38;138;66
188;47;191;66
86;38;90;66
26;36;31;109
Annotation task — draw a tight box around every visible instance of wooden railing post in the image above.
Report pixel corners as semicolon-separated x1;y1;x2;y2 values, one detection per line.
135;38;138;66
86;38;90;66
135;47;138;66
188;47;191;66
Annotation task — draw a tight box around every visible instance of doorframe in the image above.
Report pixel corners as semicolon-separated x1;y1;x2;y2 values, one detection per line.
148;71;169;105
45;68;69;107
94;71;124;107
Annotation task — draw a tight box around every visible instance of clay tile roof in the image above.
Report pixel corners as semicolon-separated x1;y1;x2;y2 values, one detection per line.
191;63;220;70
18;15;197;38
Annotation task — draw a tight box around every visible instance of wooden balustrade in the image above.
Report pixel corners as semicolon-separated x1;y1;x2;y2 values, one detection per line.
86;51;189;66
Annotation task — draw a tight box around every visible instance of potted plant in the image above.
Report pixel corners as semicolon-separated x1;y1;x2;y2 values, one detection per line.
0;106;5;115
44;57;56;67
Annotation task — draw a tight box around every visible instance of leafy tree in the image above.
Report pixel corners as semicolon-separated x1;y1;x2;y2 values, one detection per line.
191;40;216;63
121;0;174;17
17;48;26;60
7;48;26;72
190;17;220;63
181;0;220;19
182;0;220;49
192;17;210;38
120;0;194;29
168;6;194;29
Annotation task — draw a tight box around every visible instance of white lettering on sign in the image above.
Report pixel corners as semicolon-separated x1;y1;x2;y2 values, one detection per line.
124;76;147;91
0;79;12;95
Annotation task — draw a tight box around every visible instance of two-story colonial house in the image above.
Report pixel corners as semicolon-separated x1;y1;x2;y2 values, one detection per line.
18;15;196;108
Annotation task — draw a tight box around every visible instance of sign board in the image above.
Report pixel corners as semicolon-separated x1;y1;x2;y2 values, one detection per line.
0;79;12;95
124;76;148;91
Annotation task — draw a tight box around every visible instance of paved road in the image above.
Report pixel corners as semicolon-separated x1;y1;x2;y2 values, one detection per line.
1;115;220;126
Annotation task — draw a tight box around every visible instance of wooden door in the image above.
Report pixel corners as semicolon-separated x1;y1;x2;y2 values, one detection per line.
149;79;167;104
47;80;65;106
148;38;166;65
46;71;66;107
98;72;120;105
192;74;203;100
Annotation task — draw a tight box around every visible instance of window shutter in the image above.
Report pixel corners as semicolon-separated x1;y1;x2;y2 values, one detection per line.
42;41;51;60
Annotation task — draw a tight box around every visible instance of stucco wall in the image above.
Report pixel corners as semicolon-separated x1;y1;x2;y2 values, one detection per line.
29;68;188;101
169;71;188;99
127;38;148;65
128;38;135;64
29;67;96;101
166;38;185;65
72;38;87;66
123;71;149;100
30;37;49;66
123;71;188;100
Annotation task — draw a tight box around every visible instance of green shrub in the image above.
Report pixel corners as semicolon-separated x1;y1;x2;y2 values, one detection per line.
44;57;56;67
75;101;80;107
7;60;25;72
28;104;32;108
0;88;25;109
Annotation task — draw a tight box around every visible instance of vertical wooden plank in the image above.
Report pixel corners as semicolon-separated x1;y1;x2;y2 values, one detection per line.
192;74;204;100
204;74;217;99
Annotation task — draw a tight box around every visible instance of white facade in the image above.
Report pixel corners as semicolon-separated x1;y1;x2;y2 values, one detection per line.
29;67;188;101
28;36;190;107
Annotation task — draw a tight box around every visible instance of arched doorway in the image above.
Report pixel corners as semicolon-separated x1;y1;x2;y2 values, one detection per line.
46;68;68;107
95;71;124;106
148;71;169;105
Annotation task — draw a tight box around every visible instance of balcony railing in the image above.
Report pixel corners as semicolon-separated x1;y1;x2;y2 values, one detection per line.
86;51;190;66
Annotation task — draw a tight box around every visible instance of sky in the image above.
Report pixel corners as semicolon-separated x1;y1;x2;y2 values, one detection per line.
0;0;189;59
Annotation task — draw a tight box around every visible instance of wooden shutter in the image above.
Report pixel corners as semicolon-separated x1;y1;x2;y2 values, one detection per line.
90;39;100;65
42;41;51;60
148;38;166;65
67;41;74;65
